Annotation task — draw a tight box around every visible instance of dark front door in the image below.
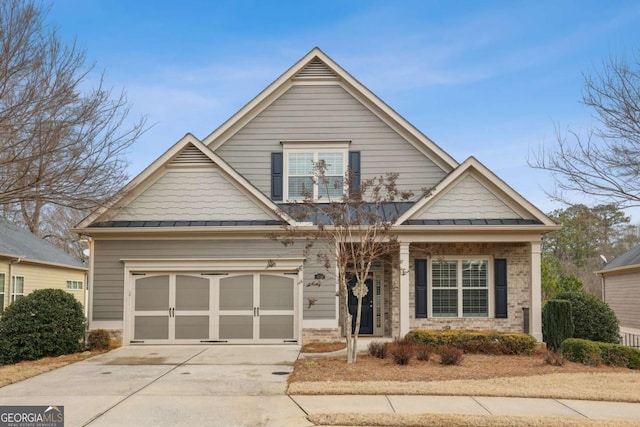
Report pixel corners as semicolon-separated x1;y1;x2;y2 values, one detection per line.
348;275;374;334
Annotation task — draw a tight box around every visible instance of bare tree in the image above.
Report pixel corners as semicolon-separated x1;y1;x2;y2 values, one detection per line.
0;0;145;240
271;163;423;363
530;52;640;207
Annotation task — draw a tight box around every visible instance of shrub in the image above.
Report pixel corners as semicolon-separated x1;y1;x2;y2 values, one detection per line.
437;345;464;365
87;329;111;351
561;338;640;369
0;289;85;365
389;337;414;365
556;291;619;344
543;349;565;366
415;344;431;361
542;299;574;351
560;338;601;365
405;330;537;355
367;341;387;359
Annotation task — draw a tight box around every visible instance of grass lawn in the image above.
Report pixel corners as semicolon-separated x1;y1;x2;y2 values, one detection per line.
291;345;640;426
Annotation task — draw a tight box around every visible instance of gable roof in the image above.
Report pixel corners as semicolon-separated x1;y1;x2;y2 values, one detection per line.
396;156;556;227
203;47;458;173
0;219;86;269
597;244;640;274
76;134;296;229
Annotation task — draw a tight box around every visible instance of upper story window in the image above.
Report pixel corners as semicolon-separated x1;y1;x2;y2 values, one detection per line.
283;142;349;201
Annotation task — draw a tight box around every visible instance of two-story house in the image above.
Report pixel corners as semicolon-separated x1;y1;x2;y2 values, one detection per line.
74;48;556;345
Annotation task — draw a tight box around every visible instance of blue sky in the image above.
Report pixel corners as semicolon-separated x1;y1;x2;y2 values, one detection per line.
47;0;640;218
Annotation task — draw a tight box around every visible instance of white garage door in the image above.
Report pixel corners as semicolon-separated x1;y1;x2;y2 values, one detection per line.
130;273;297;344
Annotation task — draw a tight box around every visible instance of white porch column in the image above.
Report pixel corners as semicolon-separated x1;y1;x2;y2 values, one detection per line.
530;241;543;341
399;242;410;337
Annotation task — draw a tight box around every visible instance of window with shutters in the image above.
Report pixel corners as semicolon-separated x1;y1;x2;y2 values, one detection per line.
430;258;491;318
282;142;349;201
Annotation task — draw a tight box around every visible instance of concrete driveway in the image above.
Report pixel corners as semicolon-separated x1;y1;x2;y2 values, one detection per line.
0;345;311;427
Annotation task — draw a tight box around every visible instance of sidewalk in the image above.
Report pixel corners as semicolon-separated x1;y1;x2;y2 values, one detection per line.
290;394;640;422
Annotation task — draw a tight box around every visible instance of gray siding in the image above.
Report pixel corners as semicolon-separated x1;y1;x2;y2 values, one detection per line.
215;84;447;198
112;168;274;221
92;239;335;321
418;175;521;220
605;272;640;330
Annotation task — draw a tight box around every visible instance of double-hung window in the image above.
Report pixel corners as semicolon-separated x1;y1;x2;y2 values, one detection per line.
431;258;490;318
11;275;24;303
283;142;348;201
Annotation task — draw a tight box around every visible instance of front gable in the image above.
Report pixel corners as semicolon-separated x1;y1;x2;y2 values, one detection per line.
398;157;555;226
205;48;458;201
111;148;276;222
79;136;291;228
415;174;520;220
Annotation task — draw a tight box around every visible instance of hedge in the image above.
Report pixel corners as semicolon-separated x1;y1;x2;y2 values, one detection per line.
560;338;640;369
405;330;537;355
542;299;574;351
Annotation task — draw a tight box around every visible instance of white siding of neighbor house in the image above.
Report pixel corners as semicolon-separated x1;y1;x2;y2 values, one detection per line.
112;168;275;221
92;239;336;321
605;271;640;330
214;84;447;198
0;260;85;309
417;175;521;220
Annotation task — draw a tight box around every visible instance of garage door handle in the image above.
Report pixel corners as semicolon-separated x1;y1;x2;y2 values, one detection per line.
257;307;260;316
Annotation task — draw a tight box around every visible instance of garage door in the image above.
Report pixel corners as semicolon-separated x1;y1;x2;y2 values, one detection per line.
130;273;297;344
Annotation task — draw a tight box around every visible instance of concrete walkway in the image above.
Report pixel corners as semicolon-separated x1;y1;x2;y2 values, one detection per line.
291;394;640;422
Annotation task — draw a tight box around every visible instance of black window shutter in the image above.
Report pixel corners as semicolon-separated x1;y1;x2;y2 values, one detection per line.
348;151;360;196
495;258;508;318
271;152;283;201
415;259;427;318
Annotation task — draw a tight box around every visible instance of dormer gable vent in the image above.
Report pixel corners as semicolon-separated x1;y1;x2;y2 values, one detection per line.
171;144;212;165
295;57;337;79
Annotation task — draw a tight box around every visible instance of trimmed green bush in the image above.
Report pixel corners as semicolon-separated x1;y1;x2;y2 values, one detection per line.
559;338;601;365
561;338;640;369
542;299;574;351
0;289;85;365
87;329;111;351
405;330;537;355
556;291;619;344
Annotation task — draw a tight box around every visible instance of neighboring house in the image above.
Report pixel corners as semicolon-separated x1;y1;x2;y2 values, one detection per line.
596;245;640;335
74;48;557;345
0;219;88;312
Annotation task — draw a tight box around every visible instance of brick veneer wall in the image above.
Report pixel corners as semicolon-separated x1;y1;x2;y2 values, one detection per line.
302;328;342;344
391;242;531;336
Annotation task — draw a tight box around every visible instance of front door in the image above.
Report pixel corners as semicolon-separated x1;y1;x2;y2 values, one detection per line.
348;275;374;334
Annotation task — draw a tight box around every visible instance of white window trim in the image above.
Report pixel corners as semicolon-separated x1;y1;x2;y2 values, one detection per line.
0;272;5;311
282;141;349;202
427;256;493;318
11;275;25;303
66;280;83;290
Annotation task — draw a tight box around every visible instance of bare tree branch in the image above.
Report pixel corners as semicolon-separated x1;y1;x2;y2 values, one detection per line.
529;52;640;207
0;0;147;249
